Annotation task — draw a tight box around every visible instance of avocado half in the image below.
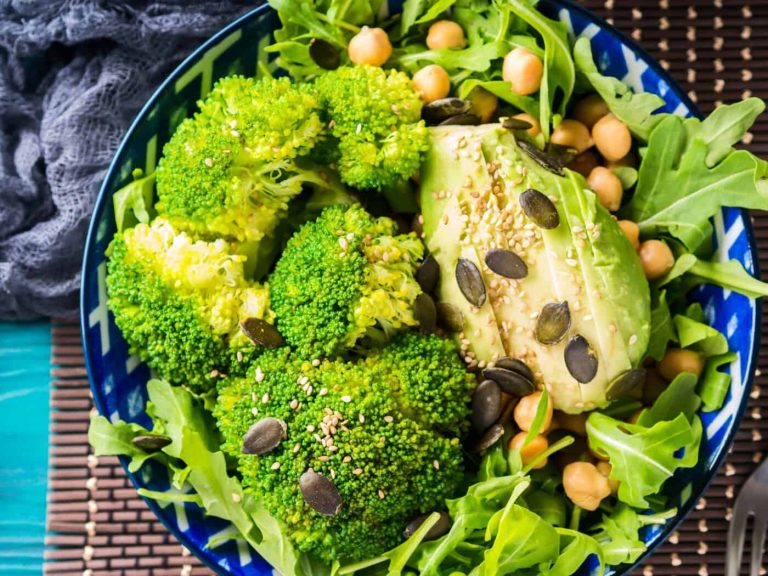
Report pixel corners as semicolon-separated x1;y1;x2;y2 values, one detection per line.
420;124;650;413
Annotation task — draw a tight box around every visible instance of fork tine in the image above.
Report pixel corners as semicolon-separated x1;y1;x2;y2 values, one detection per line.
728;498;752;576
751;516;768;576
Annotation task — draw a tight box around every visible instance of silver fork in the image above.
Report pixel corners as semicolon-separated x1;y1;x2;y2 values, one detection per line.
728;457;768;575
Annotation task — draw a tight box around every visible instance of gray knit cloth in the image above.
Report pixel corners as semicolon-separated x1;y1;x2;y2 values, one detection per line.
0;0;254;319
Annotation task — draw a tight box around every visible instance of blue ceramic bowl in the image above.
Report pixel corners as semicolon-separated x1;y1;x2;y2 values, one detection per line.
80;1;761;574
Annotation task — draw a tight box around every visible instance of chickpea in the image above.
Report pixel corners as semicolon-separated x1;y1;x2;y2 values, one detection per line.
592;114;632;161
618;220;640;250
509;432;549;469
551;119;592;154
588;166;623;212
426;20;466;50
566;150;599;178
514;391;553;432
348;26;393;67
606;152;638;169
503;47;544;96
643;368;667;405
572;94;610;129
596;461;620;495
512;113;541;137
467;87;498;123
556;412;588;436
658;348;706;380
638;239;674;280
412;65;451;103
563;461;612;511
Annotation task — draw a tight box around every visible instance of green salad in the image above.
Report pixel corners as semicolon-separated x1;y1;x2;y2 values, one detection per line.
89;0;768;574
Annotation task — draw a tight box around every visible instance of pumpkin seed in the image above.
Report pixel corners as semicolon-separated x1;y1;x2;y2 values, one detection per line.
564;335;599;383
132;434;172;452
455;258;486;307
494;357;534;382
502;117;534;131
535;302;571;345
517;139;566;176
242;418;287;455
483;367;535;397
484;248;528;279
519;188;560;230
299;470;342;516
416;255;440;294
439;112;481;126
546;143;580;166
240;318;285;348
404;511;452;540
474;423;505;453
309;38;341;70
606;368;647;401
472;379;502;432
436;302;464;332
422;98;471;123
414;293;437;335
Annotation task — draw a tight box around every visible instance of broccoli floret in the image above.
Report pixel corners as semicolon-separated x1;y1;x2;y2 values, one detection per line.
155;76;345;245
313;66;429;191
214;335;473;562
268;204;424;358
106;218;270;390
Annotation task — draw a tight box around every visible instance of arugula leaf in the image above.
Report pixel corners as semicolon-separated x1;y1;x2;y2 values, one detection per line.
661;253;768;298
586;412;701;508
646;289;676;361
526;490;566;528
508;0;574;139
391;41;510;75
88;414;161;473
573;37;664;141
414;0;457;24
612;166;638;190
458;78;539;116
623;110;768;251
691;97;765;167
113;169;155;234
400;0;427;36
699;352;737;412
548;528;604;576
637;372;701;427
673;305;728;357
592;504;676;566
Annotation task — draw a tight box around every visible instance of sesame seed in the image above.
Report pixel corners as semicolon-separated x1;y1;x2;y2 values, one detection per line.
251;407;259;416
319;388;328;396
319;455;330;462
342;456;352;463
255;368;265;383
210;370;219;378
383;415;394;423
311;359;321;367
271;462;281;471
329;445;338;452
629;334;638;345
232;493;242;503
378;489;386;499
338;237;348;251
204;157;213;167
352;468;363;475
236;351;243;362
261;393;269;404
432;460;440;470
298;376;309;386
307;425;316;432
231;130;240;138
293;444;300;453
290;399;299;410
341;395;352;403
358;414;365;423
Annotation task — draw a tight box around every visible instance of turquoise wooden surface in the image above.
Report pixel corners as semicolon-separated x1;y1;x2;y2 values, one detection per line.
0;322;51;574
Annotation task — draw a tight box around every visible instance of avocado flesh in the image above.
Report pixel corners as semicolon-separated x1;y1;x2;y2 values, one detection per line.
420;124;650;413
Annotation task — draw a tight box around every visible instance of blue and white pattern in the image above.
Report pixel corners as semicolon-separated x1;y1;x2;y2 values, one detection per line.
80;2;760;575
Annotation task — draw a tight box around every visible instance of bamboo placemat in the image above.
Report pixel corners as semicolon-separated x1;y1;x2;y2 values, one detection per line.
43;1;768;574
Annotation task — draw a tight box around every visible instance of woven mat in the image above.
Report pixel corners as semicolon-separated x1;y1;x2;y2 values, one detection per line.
43;1;768;574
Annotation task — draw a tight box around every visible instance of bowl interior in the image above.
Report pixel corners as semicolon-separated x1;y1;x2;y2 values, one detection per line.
81;2;759;574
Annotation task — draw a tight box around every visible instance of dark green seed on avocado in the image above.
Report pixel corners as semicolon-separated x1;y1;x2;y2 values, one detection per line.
502;117;534;131
242;417;287;455
484;248;528;279
494;357;534;382
439;112;481;126
414;293;437;335
564;335;599;384
474;423;505;453
309;38;341;70
472;379;503;432
404;511;452;540
519;189;560;230
300;470;343;516
132;434;172;452
606;368;647;401
455;258;487;308
517;140;566;177
436;302;465;332
416;255;440;294
483;367;535;397
422;98;471;123
240;318;285;348
535;302;571;345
